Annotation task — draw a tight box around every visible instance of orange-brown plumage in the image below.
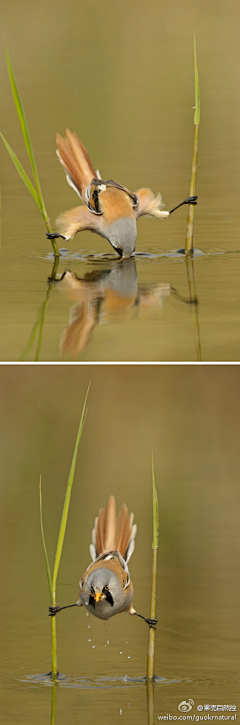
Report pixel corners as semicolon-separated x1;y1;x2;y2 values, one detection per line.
49;129;197;257
81;553;131;592
48;495;158;628
99;187;135;224
56;130;96;199
53;129;171;256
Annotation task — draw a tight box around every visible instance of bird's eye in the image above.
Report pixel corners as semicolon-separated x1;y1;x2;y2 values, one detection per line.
104;584;109;590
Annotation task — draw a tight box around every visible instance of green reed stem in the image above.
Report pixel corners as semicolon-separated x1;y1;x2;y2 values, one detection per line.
51;617;58;680
2;49;59;258
185;31;200;254
52;385;90;593
39;386;90;678
147;453;159;682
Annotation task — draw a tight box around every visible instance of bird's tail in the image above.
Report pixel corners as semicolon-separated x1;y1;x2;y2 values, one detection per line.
56;129;97;200
90;495;137;563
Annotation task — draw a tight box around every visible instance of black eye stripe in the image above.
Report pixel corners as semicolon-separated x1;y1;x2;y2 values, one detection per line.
102;586;114;606
89;585;95;609
88;583;113;607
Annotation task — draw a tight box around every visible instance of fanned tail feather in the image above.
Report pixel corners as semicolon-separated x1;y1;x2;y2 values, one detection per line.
89;495;137;562
56;129;97;200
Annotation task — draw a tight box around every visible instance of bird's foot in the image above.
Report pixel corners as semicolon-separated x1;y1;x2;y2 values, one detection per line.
185;195;198;205
46;232;66;240
49;605;61;617
145;617;158;630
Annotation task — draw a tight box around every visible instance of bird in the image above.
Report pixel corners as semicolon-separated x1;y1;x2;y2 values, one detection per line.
49;495;157;629
47;129;197;258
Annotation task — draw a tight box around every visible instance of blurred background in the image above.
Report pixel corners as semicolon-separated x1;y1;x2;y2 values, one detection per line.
0;364;239;723
0;0;240;360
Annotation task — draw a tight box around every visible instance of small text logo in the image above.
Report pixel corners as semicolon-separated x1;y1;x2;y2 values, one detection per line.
178;701;195;713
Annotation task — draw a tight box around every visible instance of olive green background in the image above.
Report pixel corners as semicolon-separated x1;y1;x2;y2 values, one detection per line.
0;364;239;723
0;0;240;360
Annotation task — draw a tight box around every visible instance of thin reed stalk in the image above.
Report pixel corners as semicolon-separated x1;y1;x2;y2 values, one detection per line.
1;49;59;258
39;385;90;678
146;454;159;682
185;32;200;254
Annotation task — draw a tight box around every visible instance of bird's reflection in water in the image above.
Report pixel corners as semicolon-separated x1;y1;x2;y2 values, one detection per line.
53;259;170;356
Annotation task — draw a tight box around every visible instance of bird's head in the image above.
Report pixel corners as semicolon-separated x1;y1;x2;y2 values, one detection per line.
80;566;124;619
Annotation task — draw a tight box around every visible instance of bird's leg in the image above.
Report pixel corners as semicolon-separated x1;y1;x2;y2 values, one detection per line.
46;232;67;240
129;606;158;629
49;600;82;617
169;196;198;214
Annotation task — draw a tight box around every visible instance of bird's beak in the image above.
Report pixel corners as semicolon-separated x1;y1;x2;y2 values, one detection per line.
94;591;104;603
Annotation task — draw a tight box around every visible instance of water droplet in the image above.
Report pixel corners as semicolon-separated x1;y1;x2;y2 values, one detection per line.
92;645;95;649
127;656;130;659
119;651;123;654
88;639;91;642
87;625;91;629
120;709;122;715
106;639;110;645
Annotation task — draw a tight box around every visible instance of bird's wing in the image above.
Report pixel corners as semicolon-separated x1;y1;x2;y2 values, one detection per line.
55;204;101;240
134;188;169;219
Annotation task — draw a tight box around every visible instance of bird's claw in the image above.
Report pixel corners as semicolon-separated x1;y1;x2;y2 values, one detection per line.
146;617;158;629
186;195;198;205
49;605;60;617
46;232;65;240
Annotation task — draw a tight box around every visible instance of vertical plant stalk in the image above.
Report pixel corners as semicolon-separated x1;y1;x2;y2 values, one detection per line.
185;32;200;254
39;384;90;678
1;49;59;258
146;454;159;682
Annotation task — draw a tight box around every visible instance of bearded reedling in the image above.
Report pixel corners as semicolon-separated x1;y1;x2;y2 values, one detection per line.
49;495;157;629
47;130;197;257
